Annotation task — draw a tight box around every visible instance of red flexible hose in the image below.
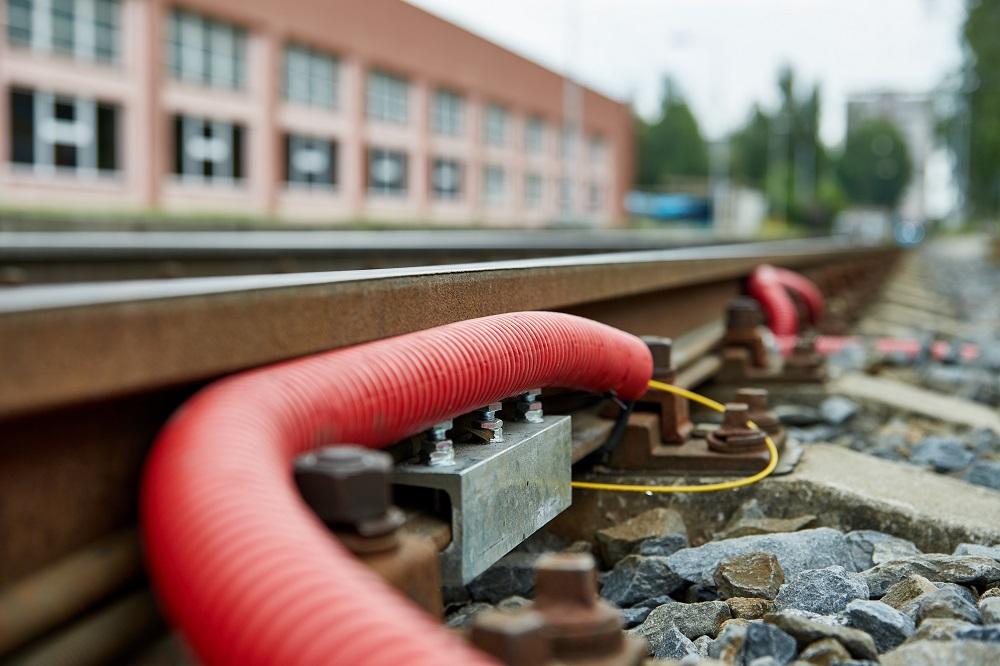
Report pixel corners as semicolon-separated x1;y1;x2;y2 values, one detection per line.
772;267;825;326
747;265;825;336
141;311;652;666
747;265;799;336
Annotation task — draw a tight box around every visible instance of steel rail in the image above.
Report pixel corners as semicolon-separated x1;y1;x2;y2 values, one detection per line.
0;237;891;417
0;228;735;284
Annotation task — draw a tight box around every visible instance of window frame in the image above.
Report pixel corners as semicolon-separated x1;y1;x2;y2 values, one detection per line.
524;172;543;209
8;86;120;176
431;89;464;137
430;156;463;200
483;164;505;205
5;0;122;64
171;113;245;184
283;42;338;109
483;104;508;146
284;132;338;190
167;8;247;90
366;70;409;125
367;146;408;196
524;116;546;154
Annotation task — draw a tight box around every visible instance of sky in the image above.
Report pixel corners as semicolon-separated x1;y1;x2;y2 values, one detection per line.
406;0;966;145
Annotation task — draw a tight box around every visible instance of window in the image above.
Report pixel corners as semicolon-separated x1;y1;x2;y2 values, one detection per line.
525;117;545;154
284;134;337;189
284;44;337;109
6;0;121;63
483;165;505;205
167;9;246;89
367;71;408;124
172;114;245;183
588;182;603;212
367;147;407;196
432;89;463;136
560;126;577;160
589;135;606;165
558;177;574;214
431;158;462;200
483;104;507;146
524;172;543;209
9;87;118;173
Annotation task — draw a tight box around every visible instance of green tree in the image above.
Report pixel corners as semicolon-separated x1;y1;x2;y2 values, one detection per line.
730;105;771;187
636;78;709;186
729;66;829;225
958;0;1000;217
836;118;912;209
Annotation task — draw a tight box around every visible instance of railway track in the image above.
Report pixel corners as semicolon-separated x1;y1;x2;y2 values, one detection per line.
0;228;733;284
0;236;904;664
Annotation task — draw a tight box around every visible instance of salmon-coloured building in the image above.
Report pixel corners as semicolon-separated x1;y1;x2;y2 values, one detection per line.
0;0;633;226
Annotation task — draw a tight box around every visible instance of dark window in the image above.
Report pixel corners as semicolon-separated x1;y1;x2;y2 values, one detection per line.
284;133;337;188
10;88;34;165
367;147;407;196
96;103;117;171
7;87;119;173
431;157;462;200
172;114;244;182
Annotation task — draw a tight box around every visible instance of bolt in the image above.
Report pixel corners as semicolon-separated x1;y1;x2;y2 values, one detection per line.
533;552;624;660
706;402;766;454
735;387;781;435
641;336;675;382
726;297;764;331
786;335;823;370
293;445;404;536
470;610;551;666
514;389;544;423
456;403;504;444
534;552;599;608
420;420;455;466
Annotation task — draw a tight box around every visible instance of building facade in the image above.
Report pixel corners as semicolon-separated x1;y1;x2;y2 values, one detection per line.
0;0;633;226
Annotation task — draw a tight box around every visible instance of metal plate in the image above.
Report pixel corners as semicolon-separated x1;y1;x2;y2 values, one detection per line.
392;416;572;585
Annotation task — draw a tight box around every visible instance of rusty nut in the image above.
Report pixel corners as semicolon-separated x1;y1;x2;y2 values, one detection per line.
294;445;395;530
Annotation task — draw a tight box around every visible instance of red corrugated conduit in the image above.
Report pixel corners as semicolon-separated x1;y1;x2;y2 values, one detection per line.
141;311;652;666
771;266;825;327
747;265;825;337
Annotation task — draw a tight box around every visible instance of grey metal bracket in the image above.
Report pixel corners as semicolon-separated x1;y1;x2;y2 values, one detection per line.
392;415;572;586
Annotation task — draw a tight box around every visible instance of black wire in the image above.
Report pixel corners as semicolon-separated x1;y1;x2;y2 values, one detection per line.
575;392;635;469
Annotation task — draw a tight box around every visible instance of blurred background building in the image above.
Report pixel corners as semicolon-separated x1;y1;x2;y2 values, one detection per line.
846;90;952;224
0;0;632;226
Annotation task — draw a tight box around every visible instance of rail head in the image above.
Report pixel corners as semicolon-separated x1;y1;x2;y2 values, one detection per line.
0;238;896;418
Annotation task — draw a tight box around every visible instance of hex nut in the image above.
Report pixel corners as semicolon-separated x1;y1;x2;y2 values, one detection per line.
294;445;393;527
534;552;599;609
470;610;550;666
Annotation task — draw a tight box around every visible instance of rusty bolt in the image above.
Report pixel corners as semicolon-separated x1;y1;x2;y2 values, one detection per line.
294;446;402;535
534;552;600;609
725;297;764;331
470;610;551;666
706;402;766;454
735;387;781;435
533;553;624;660
641;336;676;382
785;336;825;374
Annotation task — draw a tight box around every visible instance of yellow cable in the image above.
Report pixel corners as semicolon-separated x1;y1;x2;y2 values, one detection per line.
570;379;779;494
